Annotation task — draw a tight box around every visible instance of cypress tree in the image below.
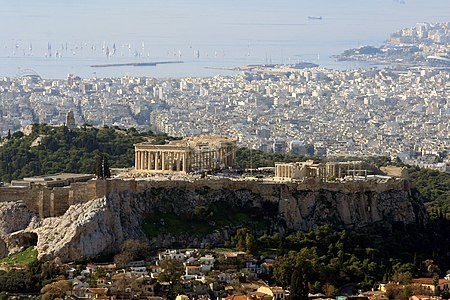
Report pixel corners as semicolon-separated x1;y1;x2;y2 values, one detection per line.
95;154;111;179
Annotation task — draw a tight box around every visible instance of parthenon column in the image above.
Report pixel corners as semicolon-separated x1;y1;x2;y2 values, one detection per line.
166;152;171;171
171;152;175;171
135;151;138;169
154;152;159;170
144;151;148;170
187;152;190;172
149;152;154;170
148;151;152;170
161;151;166;171
136;151;140;170
138;151;142;170
136;151;139;170
176;153;181;171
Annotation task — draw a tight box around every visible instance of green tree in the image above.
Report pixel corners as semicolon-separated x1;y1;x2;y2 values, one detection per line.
95;153;111;179
233;228;250;252
114;239;150;268
245;232;258;254
158;258;183;284
232;227;257;254
290;269;307;300
273;248;319;300
40;279;71;300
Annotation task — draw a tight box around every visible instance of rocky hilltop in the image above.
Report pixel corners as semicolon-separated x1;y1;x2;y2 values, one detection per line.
0;179;427;262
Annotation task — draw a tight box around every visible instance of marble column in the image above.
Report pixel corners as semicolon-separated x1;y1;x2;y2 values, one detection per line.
154;151;159;170
178;152;182;171
138;151;142;170
143;151;148;170
149;152;154;170
135;150;138;170
161;152;166;171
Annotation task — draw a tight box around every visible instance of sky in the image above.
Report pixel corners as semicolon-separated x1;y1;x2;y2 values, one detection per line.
3;0;449;43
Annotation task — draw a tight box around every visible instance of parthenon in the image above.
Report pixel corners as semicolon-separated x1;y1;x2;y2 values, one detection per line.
135;135;237;174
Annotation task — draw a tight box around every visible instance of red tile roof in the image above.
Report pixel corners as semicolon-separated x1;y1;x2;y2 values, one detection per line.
87;288;108;294
224;295;248;300
411;278;450;285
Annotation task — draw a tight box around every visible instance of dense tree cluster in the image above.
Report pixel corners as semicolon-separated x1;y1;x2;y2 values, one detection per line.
0;260;64;293
229;222;450;297
0;124;175;182
408;167;450;219
231;227;258;254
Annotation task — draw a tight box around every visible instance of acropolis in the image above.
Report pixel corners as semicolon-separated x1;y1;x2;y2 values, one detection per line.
134;135;237;174
275;160;372;180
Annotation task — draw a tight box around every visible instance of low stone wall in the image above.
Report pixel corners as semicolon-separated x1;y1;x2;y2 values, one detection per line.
0;177;410;218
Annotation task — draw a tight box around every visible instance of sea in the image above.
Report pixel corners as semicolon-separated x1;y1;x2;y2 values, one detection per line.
0;0;449;79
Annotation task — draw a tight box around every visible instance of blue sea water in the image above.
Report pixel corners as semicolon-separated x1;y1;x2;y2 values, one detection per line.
0;0;449;79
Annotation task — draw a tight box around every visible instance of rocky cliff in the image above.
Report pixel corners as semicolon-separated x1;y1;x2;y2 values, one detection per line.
0;201;37;258
0;179;428;262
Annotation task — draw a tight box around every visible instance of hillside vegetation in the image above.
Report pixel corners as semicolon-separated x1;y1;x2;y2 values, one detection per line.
0;124;174;182
408;166;450;219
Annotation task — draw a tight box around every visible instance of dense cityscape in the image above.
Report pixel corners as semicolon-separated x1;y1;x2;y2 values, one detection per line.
1;25;450;172
1;10;450;300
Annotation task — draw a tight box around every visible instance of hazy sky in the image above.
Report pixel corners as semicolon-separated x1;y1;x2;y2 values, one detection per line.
2;0;449;44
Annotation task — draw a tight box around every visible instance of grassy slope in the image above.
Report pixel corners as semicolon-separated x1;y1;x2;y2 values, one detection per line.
0;247;37;266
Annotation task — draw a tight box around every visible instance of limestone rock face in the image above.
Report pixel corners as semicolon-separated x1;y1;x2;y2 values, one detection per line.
0;180;428;262
0;201;37;258
279;188;426;230
0;201;36;234
30;192;146;262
